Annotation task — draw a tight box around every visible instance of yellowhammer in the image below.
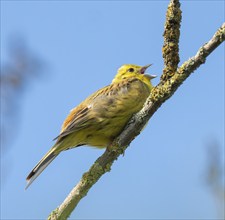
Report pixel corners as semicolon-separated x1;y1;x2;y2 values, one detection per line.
26;64;156;188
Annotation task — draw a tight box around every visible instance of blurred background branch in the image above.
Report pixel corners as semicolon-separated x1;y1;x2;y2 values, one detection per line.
1;35;46;153
1;35;48;187
205;141;225;219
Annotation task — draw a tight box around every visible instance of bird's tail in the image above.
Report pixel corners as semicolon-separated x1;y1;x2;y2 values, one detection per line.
25;147;58;189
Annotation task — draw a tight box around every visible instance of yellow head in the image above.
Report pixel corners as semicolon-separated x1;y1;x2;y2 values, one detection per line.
112;64;156;87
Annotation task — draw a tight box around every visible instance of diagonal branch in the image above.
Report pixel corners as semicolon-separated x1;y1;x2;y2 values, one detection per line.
48;21;225;220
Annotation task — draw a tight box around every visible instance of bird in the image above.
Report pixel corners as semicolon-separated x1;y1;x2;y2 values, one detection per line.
26;64;156;189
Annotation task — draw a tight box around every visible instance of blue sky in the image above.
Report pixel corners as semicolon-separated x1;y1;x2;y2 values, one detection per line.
1;1;224;219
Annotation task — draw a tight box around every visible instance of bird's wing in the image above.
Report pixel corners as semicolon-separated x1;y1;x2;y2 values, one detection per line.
54;84;112;141
53;104;94;141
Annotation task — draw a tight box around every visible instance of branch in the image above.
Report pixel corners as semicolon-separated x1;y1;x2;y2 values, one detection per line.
48;7;225;220
162;0;182;81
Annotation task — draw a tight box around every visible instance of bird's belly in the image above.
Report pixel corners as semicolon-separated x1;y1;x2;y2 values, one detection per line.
84;117;131;148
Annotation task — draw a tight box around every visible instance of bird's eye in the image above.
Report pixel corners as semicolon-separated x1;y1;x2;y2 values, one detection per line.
128;68;134;72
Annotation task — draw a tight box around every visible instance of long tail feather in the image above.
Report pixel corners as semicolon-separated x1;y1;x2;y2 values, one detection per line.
26;148;58;189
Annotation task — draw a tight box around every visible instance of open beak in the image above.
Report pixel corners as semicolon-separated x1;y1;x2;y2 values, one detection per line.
140;64;157;79
140;64;152;74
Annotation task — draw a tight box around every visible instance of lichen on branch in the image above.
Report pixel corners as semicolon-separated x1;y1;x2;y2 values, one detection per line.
162;0;182;81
